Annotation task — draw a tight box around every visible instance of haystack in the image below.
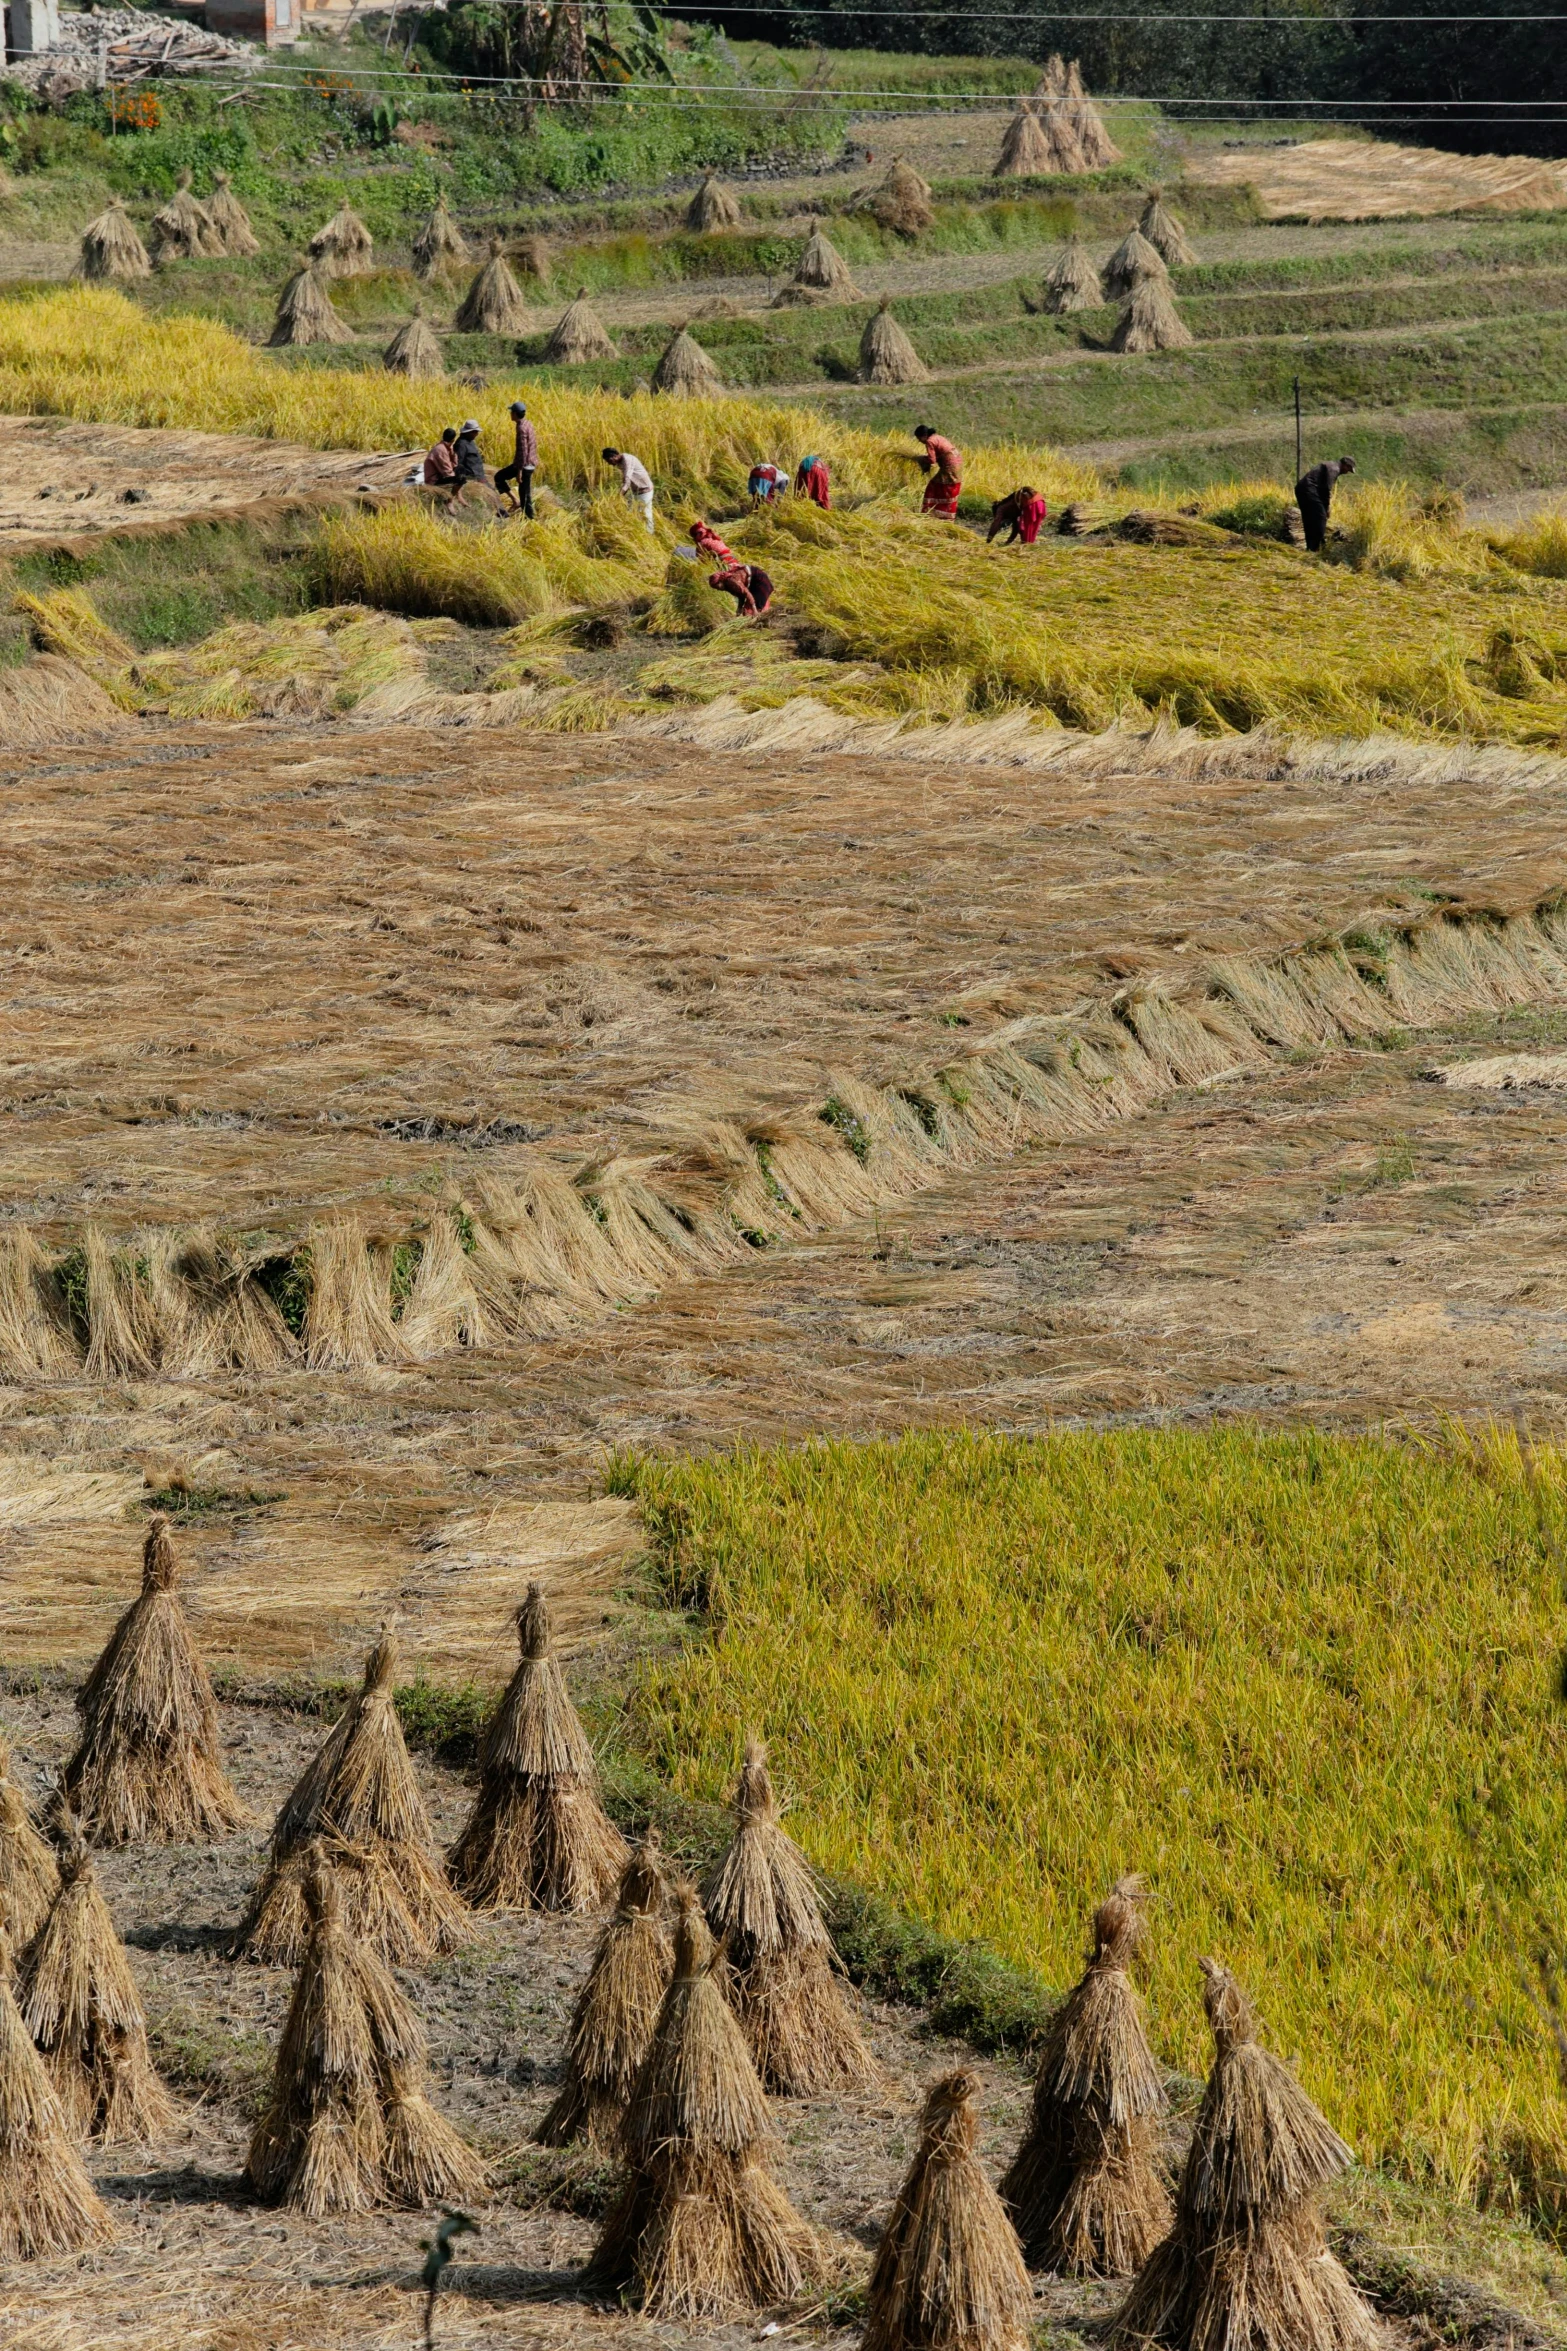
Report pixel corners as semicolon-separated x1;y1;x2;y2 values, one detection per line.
586;1890;820;2317
866;2069;1033;2351
1112;1959;1376;2351
0;1928;112;2260
1104;227;1167;300
652;324;722;397
448;1583;627;1911
687;172;741;232
383;310;444;378
859;296;928;386
1031;57;1088;173
412;195;470;282
268;259;353;349
1111;276;1192;354
148;171;218;263
205;170;260;258
515;232;552;283
703;1735;874;2095
79;199;149;282
1138;190;1196;267
455;236;531;335
538;1834;672;2146
546;290;618;362
993;101;1053;180
0;1739;58;1946
1042;237;1103;314
62;1513;244;1847
999;1878;1170;2276
1066;58;1121;167
867;156;934;235
309;199;373;278
237;1632;466;1967
17;1819;172;2142
772;226;859;307
246;1847;485;2217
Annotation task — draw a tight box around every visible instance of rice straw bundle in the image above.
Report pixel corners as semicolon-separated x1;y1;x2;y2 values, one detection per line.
586;1890;820;2317
383;310;444;378
413;195;470;282
687;173;742;232
1000;1878;1170;2276
17;1819;173;2143
866;157;934;235
79;199;149;282
449;1583;626;1911
993;102;1053;180
268;260;353;348
0;1927;112;2260
1110;277;1192;354
703;1735;874;2095
149;172;219;263
237;1632;466;1967
62;1514;243;1847
309;199;373;278
1138;190;1196;266
652;324;723;397
866;2068;1033;2351
538;1834;672;2145
246;1846;484;2216
0;1739;58;1946
546;290;618;362
205;171;260;258
772;227;860;307
860;297;928;385
1031;57;1088;173
1066;58;1121;166
455;236;531;334
1041;237;1104;314
1110;1959;1377;2351
515;232;552;283
1104;226;1167;300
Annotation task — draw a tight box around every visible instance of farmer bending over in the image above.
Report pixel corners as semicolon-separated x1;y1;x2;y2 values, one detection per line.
748;461;788;505
1295;452;1355;554
496;401;537;518
794;452;830;509
914;423;962;519
603;447;654;531
987;486;1047;545
710;559;774;618
690;517;735;567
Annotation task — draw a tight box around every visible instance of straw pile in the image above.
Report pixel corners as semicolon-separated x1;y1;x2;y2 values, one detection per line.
79;199;149;282
17;1818;172;2143
772;227;860;307
687;173;742;232
1111;1959;1377;2351
205;171;260;258
1065;58;1120;165
866;157;934;235
62;1514;244;1847
237;1632;467;1967
860;297;928;385
0;1740;58;1946
449;1583;627;1910
866;2069;1033;2351
703;1736;874;2095
538;1834;672;2145
246;1847;485;2216
1111;277;1192;353
1041;236;1103;313
1030;56;1087;172
149;172;218;263
308;200;373;278
1139;191;1196;266
455;236;531;334
993;101;1053;180
384;310;444;378
999;1878;1170;2277
653;324;723;397
268;260;352;348
0;1928;112;2260
546;290;618;362
586;1890;820;2317
515;231;552;283
412;196;470;283
1104;227;1167;299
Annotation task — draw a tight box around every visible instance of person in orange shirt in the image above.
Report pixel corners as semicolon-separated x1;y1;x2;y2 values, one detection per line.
913;423;961;519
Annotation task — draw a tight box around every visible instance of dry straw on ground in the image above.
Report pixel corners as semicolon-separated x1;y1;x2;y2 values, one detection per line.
309;200;373;279
703;1736;874;2095
1041;236;1103;313
246;1846;484;2217
1111;276;1193;353
412;195;470;282
999;1878;1170;2277
546;290;619;362
688;173;742;232
79;199;149;282
653;324;724;396
449;1583;627;1911
993;101;1054;180
866;157;935;235
268;260;352;349
538;1834;673;2144
237;1631;466;1967
587;1889;820;2318
17;1817;173;2143
0;1927;112;2261
455;237;531;335
383;311;444;379
1111;1958;1377;2351
866;2068;1034;2351
62;1513;244;1847
149;172;217;264
0;1738;58;1946
773;227;860;306
860;298;928;385
1138;191;1196;266
205;171;259;258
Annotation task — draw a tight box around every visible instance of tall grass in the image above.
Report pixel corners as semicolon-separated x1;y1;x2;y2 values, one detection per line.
626;1426;1567;2204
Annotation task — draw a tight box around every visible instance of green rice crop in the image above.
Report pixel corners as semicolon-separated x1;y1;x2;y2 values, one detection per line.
624;1425;1567;2204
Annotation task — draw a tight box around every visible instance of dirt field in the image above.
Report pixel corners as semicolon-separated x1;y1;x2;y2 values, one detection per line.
1186;135;1567;221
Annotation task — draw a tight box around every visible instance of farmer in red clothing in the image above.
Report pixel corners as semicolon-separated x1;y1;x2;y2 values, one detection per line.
795;452;830;509
690;518;736;567
709;560;774;617
987;486;1048;544
914;423;962;519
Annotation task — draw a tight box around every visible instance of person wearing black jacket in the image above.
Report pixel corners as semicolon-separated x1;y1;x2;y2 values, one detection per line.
453;419;489;489
1295;453;1355;553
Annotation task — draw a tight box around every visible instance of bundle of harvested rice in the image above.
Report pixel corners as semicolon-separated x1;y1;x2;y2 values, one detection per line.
687;173;742;232
268;260;353;349
384;310;444;379
1066;58;1121;166
866;2069;1033;2351
0;1927;112;2260
455;236;531;335
205;171;260;258
546;290;618;362
515;232;552;283
538;1834;672;2145
866;156;934;235
413;196;470;282
703;1736;874;2095
1041;236;1103;313
772;226;860;307
1110;276;1192;354
449;1584;626;1911
0;1740;58;1946
309;199;373;278
1111;1959;1377;2351
1103;226;1167;300
63;1514;244;1847
1138;190;1195;266
246;1847;484;2216
586;1890;820;2317
1000;1878;1170;2276
149;172;218;263
79;199;149;283
18;1819;172;2143
237;1632;466;1967
652;324;723;397
1031;57;1088;172
860;297;928;386
993;101;1053;179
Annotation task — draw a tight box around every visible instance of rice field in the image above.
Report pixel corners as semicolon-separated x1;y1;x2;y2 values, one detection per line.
624;1425;1567;2202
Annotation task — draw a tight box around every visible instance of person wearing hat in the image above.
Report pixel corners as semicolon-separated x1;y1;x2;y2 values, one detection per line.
452;419;489;489
496;400;538;518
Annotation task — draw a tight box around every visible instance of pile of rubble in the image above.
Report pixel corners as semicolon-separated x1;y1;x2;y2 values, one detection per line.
5;7;260;94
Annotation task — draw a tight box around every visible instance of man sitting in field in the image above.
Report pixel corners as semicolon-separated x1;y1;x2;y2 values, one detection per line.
422;426;457;487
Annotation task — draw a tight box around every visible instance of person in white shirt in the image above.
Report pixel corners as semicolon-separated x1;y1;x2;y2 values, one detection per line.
602;446;654;531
